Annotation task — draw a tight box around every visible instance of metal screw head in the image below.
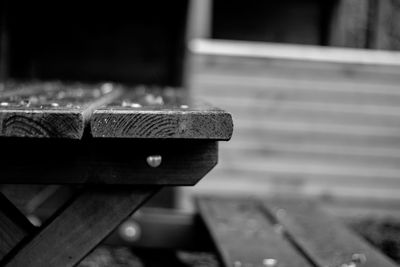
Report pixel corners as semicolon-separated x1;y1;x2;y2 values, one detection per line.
341;263;356;267
180;104;189;109
233;261;242;267
263;258;278;266
51;102;59;107
118;220;141;242
352;253;367;264
146;155;162;168
0;102;9;106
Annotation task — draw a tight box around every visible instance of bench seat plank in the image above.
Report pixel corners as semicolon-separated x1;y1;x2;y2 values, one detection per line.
91;87;233;140
197;197;312;267
262;198;398;267
4;187;159;267
0;82;121;139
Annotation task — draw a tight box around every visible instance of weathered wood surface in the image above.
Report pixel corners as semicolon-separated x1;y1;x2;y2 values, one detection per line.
197;197;312;267
0;82;233;140
4;187;159;267
0;82;121;138
262;198;398;267
0;139;217;185
91;86;233;140
0;193;34;262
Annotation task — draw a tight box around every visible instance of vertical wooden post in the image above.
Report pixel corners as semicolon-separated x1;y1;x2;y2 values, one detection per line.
329;0;370;48
370;0;400;50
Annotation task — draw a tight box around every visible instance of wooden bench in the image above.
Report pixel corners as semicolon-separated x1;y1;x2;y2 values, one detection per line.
197;196;398;267
0;81;233;266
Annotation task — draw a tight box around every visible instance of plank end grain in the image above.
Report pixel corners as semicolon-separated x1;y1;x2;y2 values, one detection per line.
91;87;233;140
92;109;233;140
0;81;121;139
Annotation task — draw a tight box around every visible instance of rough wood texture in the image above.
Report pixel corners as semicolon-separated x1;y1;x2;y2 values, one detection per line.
329;0;369;48
0;82;121;138
262;198;398;267
371;0;400;50
197;197;312;267
0;193;34;262
91;86;233;140
4;187;159;267
0;138;217;185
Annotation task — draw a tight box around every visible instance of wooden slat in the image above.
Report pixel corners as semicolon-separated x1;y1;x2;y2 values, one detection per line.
261;198;398;267
0;139;217;185
193;80;400;107
197;197;312;267
0;193;34;262
91;87;233;140
4;187;159;267
192;71;400;95
0;82;121;139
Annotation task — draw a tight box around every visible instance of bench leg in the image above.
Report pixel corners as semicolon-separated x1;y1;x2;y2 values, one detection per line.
0;193;34;262
3;186;160;267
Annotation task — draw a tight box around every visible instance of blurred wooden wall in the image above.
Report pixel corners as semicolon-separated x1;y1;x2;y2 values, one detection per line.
179;0;400;210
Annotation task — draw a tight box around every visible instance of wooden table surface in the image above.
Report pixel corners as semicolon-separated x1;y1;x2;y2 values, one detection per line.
0;81;233;267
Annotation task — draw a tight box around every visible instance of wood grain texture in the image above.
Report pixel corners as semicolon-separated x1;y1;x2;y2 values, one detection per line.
4;187;159;267
262;198;398;267
91;87;233;140
0;193;34;262
0;82;121;139
0;138;217;185
197;197;312;267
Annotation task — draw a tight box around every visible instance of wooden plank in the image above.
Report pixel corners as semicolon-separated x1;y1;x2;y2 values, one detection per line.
0;193;34;262
261;198;398;267
371;0;400;50
91;87;233;140
0;82;121;139
193;80;400;108
192;72;400;95
0;139;217;185
189;45;400;85
329;0;369;48
4;187;159;267
197;197;312;267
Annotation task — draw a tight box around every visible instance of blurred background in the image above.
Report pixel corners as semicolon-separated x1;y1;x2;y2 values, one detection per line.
1;0;400;265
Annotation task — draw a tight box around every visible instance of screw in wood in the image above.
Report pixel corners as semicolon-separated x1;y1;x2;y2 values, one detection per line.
0;102;9;106
263;258;278;266
180;104;189;109
118;220;141;242
146;155;162;168
233;261;242;267
51;102;59;107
